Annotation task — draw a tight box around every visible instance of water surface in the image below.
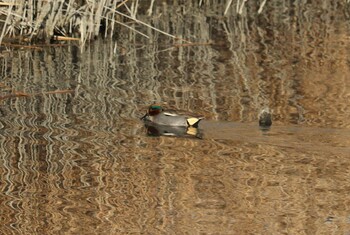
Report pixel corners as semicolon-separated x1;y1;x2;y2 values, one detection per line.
1;2;350;234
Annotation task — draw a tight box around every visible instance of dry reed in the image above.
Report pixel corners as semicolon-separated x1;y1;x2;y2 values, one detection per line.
0;0;272;49
0;0;174;48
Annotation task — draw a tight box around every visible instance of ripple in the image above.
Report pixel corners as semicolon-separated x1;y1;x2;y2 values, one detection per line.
1;2;350;234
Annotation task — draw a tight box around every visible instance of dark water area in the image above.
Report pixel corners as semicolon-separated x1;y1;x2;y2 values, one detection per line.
1;2;350;234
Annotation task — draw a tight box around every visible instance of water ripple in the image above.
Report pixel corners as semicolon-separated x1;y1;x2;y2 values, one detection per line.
1;2;350;234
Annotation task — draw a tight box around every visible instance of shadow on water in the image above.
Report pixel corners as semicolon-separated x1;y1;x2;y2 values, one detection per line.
1;1;350;234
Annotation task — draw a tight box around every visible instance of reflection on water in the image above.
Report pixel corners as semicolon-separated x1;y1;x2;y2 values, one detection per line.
1;1;350;234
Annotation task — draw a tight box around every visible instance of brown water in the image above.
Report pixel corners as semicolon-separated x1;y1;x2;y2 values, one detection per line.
1;2;350;234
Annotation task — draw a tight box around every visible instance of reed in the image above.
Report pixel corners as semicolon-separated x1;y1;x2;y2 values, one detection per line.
0;0;116;46
0;0;309;48
0;1;202;47
0;0;178;47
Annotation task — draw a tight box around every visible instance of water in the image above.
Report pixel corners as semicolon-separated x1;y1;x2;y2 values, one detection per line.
1;2;350;234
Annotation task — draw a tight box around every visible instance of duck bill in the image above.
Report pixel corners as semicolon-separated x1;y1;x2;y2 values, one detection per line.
140;113;149;120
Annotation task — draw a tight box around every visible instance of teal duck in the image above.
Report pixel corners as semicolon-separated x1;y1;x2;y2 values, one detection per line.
141;105;203;127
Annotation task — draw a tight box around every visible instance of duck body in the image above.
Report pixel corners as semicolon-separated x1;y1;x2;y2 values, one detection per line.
258;107;272;129
144;122;202;138
142;105;203;127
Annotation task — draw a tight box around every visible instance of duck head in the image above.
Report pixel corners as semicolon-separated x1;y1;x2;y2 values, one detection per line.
147;105;163;116
141;105;163;120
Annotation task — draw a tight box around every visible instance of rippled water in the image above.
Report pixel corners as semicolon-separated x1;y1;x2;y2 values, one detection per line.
1;2;350;234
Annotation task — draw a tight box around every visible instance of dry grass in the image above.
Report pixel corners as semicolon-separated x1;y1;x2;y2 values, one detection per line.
0;0;304;49
0;0;184;48
0;0;249;48
0;0;121;46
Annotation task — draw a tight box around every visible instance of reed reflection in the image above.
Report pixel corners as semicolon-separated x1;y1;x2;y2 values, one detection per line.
0;1;350;234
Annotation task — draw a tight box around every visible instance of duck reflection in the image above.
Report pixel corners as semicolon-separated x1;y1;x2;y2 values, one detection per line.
143;122;203;139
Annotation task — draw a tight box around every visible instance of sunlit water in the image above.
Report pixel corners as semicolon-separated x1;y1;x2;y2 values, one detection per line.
1;2;350;234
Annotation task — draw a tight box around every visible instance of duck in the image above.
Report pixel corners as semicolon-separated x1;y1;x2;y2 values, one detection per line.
141;105;203;127
258;107;272;128
144;122;202;138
